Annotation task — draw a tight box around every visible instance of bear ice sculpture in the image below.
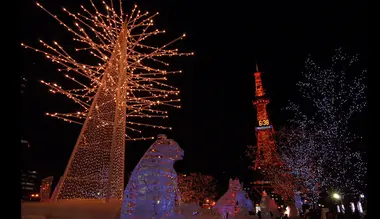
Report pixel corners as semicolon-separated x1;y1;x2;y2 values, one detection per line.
120;134;184;219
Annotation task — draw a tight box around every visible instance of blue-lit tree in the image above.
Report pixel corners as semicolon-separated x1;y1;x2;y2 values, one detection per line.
278;48;367;200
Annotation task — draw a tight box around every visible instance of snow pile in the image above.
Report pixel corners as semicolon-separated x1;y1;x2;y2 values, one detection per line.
22;216;47;219
21;200;121;219
22;200;257;219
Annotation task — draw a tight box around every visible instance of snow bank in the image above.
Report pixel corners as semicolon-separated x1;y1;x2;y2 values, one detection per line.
22;201;257;219
22;216;47;219
21;200;121;219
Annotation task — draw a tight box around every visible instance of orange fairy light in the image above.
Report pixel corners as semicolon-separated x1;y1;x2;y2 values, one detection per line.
22;0;192;202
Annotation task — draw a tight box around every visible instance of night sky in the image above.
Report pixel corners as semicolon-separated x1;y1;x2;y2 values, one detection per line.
20;0;368;185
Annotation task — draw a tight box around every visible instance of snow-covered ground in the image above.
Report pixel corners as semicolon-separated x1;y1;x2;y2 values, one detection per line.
22;200;122;219
22;201;260;219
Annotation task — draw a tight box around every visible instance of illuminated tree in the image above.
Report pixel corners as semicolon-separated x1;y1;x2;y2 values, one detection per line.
246;144;298;202
276;128;321;201
177;173;217;204
280;48;367;198
22;0;192;201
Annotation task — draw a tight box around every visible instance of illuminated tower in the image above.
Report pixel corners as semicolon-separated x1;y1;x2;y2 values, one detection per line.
251;70;295;201
252;65;281;170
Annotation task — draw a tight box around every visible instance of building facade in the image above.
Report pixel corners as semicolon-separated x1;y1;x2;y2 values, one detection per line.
21;170;40;201
21;140;40;201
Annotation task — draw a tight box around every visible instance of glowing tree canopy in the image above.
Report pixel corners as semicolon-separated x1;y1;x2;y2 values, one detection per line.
177;172;217;204
279;48;367;198
120;134;184;219
22;0;192;201
276;128;321;200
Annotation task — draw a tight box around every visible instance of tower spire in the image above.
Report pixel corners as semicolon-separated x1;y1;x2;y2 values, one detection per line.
253;69;265;97
255;62;259;73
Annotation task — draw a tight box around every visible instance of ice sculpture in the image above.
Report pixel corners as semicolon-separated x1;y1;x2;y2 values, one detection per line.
295;193;302;213
120;134;184;219
260;191;280;219
236;188;254;217
213;178;242;218
236;189;253;212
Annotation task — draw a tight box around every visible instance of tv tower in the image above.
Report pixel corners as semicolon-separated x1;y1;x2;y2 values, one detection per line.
252;65;281;170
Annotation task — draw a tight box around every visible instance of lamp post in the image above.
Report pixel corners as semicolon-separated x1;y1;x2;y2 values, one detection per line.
332;193;344;215
359;194;366;215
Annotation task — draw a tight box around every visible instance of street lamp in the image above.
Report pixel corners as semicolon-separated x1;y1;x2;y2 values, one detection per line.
359;194;366;215
332;193;341;200
332;193;344;213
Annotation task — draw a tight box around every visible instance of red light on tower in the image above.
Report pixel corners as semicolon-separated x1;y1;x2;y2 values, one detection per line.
252;66;281;170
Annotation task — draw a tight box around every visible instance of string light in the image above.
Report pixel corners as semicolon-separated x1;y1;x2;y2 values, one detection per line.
22;0;192;201
279;48;367;200
254;71;265;97
177;173;217;204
